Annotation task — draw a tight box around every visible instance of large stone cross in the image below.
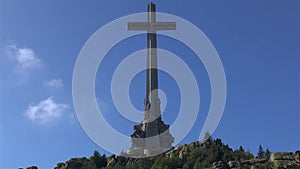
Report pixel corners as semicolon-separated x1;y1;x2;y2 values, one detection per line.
126;3;176;157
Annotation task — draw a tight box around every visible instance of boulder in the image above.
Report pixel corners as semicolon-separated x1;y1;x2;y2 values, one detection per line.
270;152;294;161
270;152;300;169
295;150;300;163
179;146;188;159
64;157;89;169
213;161;229;169
54;162;66;169
228;160;237;168
107;154;116;167
26;167;38;169
241;158;267;165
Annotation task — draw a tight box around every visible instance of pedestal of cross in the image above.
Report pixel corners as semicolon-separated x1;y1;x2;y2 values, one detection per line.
126;3;175;157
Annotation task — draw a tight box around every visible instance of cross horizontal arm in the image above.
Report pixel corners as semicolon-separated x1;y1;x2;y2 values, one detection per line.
128;22;176;31
128;22;151;30
153;22;176;30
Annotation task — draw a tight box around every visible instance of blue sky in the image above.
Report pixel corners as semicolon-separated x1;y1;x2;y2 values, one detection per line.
0;0;299;168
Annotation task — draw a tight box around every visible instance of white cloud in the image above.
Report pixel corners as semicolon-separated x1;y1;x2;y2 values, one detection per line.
25;97;69;125
5;44;41;73
44;78;63;88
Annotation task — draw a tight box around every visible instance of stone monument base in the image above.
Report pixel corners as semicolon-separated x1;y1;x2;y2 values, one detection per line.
125;118;174;157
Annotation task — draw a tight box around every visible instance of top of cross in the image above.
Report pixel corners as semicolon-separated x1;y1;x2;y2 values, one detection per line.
128;3;176;33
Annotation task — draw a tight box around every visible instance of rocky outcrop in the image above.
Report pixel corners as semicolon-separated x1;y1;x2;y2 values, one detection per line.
241;158;268;166
26;167;38;169
270;152;294;161
54;157;89;169
54;162;65;169
295;151;300;163
166;141;300;169
213;161;229;169
227;160;238;168
106;154;116;167
236;151;300;169
172;141;203;159
269;152;300;169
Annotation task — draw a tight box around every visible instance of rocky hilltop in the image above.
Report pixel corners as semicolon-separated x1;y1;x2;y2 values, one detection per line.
25;137;300;169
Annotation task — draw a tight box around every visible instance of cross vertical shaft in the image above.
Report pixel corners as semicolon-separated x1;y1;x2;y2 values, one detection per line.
128;3;176;114
146;3;158;108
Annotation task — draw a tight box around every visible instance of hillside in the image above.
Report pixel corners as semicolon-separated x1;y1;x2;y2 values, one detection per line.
26;137;300;169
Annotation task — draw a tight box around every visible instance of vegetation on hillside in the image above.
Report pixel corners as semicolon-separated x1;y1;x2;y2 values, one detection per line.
25;135;300;169
47;135;299;169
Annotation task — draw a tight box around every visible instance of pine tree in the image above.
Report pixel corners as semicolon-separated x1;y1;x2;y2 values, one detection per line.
257;145;265;159
204;131;212;143
90;150;107;168
239;146;245;152
265;148;271;159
